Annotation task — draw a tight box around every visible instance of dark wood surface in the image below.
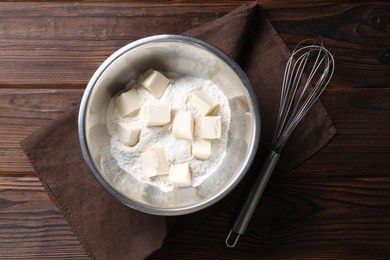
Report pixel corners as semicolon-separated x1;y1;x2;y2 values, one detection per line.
1;1;389;259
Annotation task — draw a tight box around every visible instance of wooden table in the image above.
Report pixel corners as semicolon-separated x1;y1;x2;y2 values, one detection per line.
1;1;389;259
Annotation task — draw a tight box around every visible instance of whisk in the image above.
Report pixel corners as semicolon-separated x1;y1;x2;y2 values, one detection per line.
225;38;335;247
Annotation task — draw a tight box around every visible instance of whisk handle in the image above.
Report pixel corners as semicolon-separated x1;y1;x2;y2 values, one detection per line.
226;150;280;248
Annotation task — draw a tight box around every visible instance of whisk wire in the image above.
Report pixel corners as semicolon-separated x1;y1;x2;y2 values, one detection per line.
271;68;289;145
226;37;335;248
272;50;308;148
271;39;334;152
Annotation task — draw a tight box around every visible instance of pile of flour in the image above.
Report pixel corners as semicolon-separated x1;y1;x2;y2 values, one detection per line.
106;72;231;192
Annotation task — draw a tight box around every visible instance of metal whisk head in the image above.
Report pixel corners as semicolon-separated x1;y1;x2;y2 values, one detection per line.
226;38;334;248
226;38;335;248
270;38;335;153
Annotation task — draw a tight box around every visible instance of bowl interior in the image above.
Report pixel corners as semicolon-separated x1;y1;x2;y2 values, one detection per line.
80;35;260;215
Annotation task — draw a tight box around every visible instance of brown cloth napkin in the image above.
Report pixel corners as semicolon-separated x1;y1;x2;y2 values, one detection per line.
21;2;336;260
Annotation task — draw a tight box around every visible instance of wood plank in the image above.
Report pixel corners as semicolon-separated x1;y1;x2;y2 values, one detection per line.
152;177;390;259
0;2;240;87
0;177;88;259
0;88;83;174
2;176;390;259
283;88;390;178
0;2;388;88
265;2;390;88
0;1;388;260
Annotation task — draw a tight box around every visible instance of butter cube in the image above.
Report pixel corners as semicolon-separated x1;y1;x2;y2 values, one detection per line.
187;91;219;115
140;69;170;99
116;122;140;146
115;88;141;117
145;103;171;126
172;110;194;140
199;116;221;139
141;148;169;178
168;162;192;187
191;139;211;160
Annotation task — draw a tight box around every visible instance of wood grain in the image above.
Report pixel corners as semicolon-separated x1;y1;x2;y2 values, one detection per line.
2;176;390;259
0;2;388;88
0;1;389;259
152;177;390;259
284;88;390;178
0;177;88;259
0;88;82;175
0;2;239;87
265;2;390;88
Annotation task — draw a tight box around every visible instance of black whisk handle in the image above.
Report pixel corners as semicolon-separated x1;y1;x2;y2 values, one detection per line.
226;150;280;248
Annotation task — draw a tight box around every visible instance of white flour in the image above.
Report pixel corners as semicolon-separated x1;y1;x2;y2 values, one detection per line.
106;72;231;192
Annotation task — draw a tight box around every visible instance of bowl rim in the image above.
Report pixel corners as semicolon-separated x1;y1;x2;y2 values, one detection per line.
78;34;261;216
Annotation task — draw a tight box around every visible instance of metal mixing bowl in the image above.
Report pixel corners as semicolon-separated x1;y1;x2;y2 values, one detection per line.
78;35;260;215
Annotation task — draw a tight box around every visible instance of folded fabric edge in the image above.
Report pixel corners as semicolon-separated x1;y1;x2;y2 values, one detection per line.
20;108;97;260
183;1;257;38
